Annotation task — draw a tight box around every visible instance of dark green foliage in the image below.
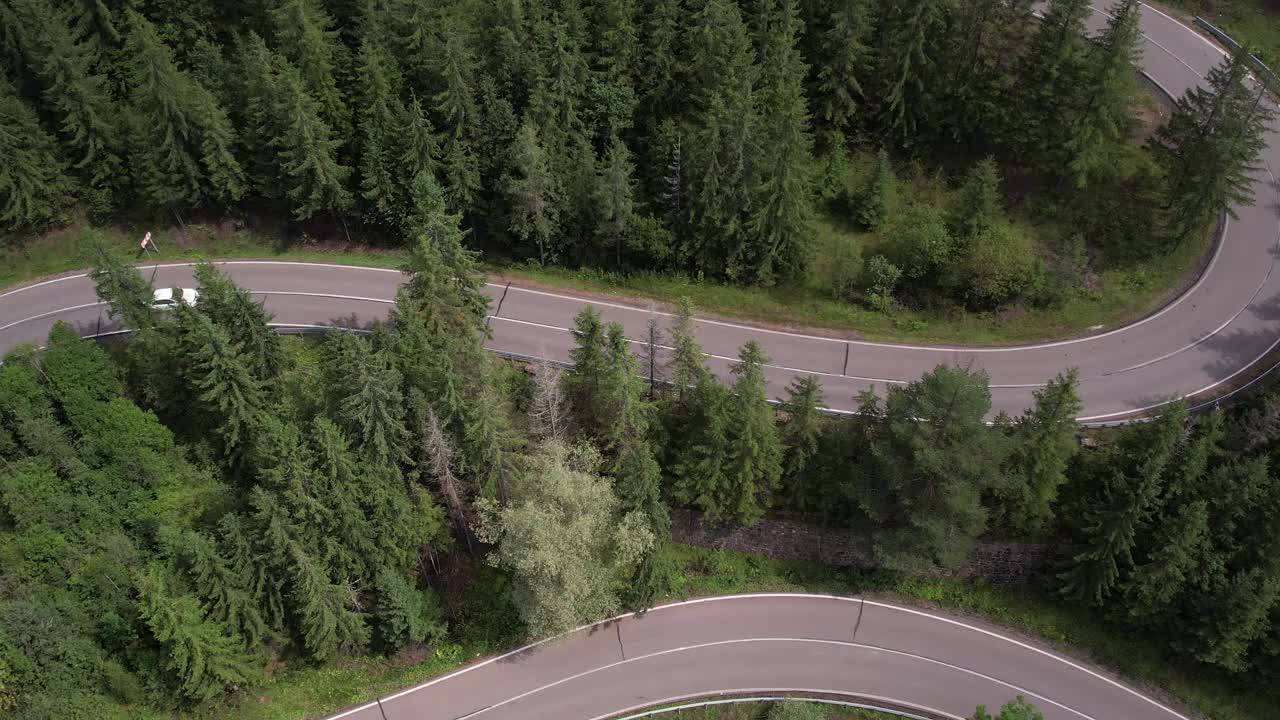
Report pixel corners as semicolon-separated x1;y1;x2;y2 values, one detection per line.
192;263;286;381
723;341;784;525
779;375;828;512
174;305;264;462
0;79;71;229
851;365;1010;570
972;696;1044;720
374;570;444;650
997;370;1081;534
1152;49;1275;245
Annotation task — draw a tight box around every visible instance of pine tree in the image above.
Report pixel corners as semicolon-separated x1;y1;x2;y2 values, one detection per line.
875;0;950;143
801;0;869;144
504;121;561;264
744;0;814;285
952;157;1003;241
399;97;441;196
402;171;489;327
565;306;610;435
998;369;1080;533
665;297;708;400
5;0;121;199
123;11;245;210
373;569;443;650
779;375;827;512
355;37;407;224
1065;0;1142;186
1058;403;1187;604
175;306;264;462
271;0;349;139
854;365;1008;570
192;263;286;381
723;341;784;525
596;135;637;268
1153;49;1275;244
331;333;411;469
1013;0;1092;170
684;0;756;276
134;564;259;702
0;79;71;230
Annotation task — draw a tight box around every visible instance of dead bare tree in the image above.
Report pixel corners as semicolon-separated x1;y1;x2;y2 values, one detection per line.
419;403;474;552
527;355;568;442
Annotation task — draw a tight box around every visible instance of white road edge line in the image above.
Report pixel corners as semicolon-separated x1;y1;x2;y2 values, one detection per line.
596;694;947;720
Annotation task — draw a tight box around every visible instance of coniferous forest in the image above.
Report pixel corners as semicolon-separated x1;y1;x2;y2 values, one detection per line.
0;0;1272;312
3;0;1280;718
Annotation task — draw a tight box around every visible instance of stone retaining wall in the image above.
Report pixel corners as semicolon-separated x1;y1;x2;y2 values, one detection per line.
670;510;1053;585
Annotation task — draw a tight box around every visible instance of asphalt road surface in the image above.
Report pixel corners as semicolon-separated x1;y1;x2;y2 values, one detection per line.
0;3;1251;719
324;594;1193;720
0;2;1278;421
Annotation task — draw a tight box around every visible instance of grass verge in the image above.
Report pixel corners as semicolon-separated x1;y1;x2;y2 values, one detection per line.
178;544;1273;720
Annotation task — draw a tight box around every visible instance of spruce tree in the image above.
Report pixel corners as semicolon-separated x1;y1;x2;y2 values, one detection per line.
801;0;869;144
5;0;121;200
164;528;269;648
952;157;1003;241
1153;49;1275;244
330;334;412;469
175;306;264;463
504;121;561;264
723;341;784;525
273;59;353;220
744;0;814;285
287;543;369;661
374;569;443;650
875;0;950;143
565;306;610;435
998;369;1081;534
665;297;708;400
1058;403;1188;604
1065;0;1142;186
684;0;756;277
779;375;828;512
596;135;637;268
667;372;732;520
1013;0;1092;170
402;172;490;327
134;565;259;702
192;263;286;381
0;79;71;230
271;0;349;139
854;365;1008;570
399;97;441;196
355;37;407;224
84;233;156;332
857;148;896;231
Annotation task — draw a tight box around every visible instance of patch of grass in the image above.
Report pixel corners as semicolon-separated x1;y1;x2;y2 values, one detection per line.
1159;0;1280;68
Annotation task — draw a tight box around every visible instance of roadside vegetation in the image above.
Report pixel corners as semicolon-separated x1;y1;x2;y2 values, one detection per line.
4;213;1280;719
1163;0;1280;67
643;697;1042;719
1;0;1271;345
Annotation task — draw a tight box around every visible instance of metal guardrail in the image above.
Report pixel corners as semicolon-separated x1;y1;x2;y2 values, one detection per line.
1194;16;1280;94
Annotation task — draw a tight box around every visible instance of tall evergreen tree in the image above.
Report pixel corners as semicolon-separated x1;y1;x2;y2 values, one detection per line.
0;79;71;229
504;121;561;264
853;365;1009;570
354;37;407;224
1065;0;1142;186
800;0;869;144
329;333;411;469
1013;0;1092;170
779;375;828;512
271;0;349;139
134;565;259;701
192;263;286;381
565;306;610;435
1152;49;1276;244
744;0;814;285
723;341;784;525
596;135;637;267
175;307;264;463
874;0;951;143
998;370;1081;534
1058;403;1188;604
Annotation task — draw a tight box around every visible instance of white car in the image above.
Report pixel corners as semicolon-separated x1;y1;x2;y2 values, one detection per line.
152;287;199;309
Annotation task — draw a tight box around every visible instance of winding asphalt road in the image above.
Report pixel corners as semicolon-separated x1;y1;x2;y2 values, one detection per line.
0;4;1265;718
324;594;1193;720
0;3;1277;422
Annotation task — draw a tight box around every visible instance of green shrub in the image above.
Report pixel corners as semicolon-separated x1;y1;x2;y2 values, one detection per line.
861;255;901;311
956;222;1044;309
